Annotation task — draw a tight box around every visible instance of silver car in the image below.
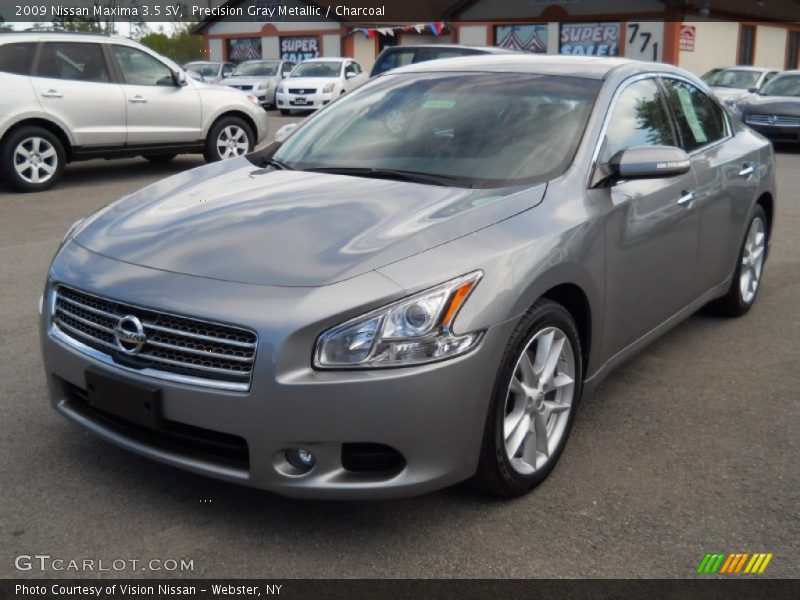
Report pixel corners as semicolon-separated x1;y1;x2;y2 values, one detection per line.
183;60;236;84
0;33;269;192
221;59;296;108
41;55;775;499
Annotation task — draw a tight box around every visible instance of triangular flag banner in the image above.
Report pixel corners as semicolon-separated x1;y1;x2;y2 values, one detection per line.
414;24;425;33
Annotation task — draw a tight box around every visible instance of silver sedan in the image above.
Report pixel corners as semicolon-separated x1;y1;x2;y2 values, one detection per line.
41;55;775;499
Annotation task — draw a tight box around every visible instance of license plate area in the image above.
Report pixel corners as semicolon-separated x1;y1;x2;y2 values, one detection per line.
85;370;162;429
293;97;308;105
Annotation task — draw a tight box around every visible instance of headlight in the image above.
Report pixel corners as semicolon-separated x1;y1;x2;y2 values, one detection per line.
255;81;268;91
322;82;335;94
314;271;483;369
277;84;284;94
246;94;260;107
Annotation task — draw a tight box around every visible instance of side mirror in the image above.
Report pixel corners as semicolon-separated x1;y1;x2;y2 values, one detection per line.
607;146;691;183
747;87;758;93
345;71;356;79
274;122;299;142
173;70;188;87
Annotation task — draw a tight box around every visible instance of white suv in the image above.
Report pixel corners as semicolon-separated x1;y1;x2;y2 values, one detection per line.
0;33;269;192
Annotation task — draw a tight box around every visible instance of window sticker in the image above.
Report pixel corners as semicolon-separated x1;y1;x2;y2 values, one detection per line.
676;86;707;144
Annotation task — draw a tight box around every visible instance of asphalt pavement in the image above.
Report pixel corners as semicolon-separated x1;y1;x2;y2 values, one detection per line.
0;120;797;578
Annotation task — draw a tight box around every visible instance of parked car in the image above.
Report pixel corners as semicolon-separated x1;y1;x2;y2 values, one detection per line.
41;55;774;499
183;60;236;84
220;59;295;108
735;70;800;143
0;33;269;192
370;44;514;77
275;57;367;115
701;66;780;106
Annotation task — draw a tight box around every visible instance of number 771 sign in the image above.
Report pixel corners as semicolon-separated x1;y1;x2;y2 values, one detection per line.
625;22;665;62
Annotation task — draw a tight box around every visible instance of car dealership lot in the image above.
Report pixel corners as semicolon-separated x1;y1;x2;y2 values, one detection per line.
1;126;798;578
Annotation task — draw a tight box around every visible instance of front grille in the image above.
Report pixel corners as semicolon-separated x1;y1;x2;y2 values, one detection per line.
288;88;316;95
230;84;252;91
52;286;257;391
746;114;800;127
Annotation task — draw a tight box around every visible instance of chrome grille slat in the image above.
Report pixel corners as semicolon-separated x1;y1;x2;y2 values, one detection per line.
746;114;800;127
51;286;257;391
143;322;256;348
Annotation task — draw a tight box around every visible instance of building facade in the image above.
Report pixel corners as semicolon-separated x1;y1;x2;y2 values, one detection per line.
194;0;800;76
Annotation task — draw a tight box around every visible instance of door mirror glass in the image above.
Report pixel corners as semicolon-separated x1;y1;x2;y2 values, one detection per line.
345;71;357;79
274;122;299;142
608;146;691;182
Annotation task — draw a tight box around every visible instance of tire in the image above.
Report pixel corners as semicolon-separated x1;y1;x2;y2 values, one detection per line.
474;300;583;498
280;109;291;116
203;116;254;163
1;126;66;192
143;153;177;164
708;205;768;317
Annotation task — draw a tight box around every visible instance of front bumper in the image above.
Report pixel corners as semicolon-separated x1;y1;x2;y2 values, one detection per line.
275;90;334;111
41;244;511;499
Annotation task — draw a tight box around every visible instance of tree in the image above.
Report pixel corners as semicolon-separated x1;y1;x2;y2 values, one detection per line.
0;13;12;32
138;22;204;64
52;1;117;35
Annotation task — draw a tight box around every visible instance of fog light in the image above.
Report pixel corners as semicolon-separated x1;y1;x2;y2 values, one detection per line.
286;448;315;470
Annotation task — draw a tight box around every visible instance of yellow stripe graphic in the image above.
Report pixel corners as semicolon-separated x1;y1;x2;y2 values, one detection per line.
744;554;760;574
758;553;773;574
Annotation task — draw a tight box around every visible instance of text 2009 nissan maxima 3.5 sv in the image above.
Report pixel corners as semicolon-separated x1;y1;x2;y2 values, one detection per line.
41;56;775;499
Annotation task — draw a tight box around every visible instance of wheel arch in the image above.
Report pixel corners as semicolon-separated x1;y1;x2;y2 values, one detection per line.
1;118;74;161
756;191;773;236
204;110;258;143
540;283;592;370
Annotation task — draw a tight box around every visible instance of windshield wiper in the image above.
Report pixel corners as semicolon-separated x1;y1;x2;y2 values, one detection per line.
304;166;471;188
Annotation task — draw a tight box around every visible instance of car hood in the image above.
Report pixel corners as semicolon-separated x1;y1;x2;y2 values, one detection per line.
223;76;277;86
283;77;338;89
739;95;800;116
711;87;748;102
73;158;545;287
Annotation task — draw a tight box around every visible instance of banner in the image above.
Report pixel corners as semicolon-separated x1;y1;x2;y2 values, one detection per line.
560;22;620;56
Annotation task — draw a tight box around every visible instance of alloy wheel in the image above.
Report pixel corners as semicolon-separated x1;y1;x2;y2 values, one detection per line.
503;326;576;475
14;137;58;184
740;216;766;304
216;126;249;159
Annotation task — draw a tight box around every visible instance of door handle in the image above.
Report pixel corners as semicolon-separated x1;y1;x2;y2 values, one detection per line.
677;191;695;207
738;163;755;177
129;95;148;104
41;90;63;98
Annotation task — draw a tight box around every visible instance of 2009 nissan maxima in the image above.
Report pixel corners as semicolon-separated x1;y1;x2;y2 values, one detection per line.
41;55;775;499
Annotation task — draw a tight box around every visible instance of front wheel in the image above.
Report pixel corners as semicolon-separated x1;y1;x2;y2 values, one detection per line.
708;205;768;317
203;117;254;162
474;300;583;497
1;126;66;192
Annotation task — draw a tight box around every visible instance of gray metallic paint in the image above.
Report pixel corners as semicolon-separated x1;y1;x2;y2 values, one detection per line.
41;56;775;498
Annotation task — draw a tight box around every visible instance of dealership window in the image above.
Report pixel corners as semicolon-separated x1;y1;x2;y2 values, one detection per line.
494;24;548;53
787;31;800;69
560;22;620;56
280;36;320;62
227;38;262;63
738;25;756;65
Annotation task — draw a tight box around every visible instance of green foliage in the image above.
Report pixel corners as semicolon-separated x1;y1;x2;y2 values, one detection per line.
138;23;204;64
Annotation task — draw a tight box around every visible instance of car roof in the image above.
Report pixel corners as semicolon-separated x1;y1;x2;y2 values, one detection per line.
389;54;640;79
380;44;511;54
0;31;127;44
185;61;220;65
298;57;346;63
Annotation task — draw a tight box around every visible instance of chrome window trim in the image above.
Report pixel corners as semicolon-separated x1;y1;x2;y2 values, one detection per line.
47;285;256;393
588;71;734;184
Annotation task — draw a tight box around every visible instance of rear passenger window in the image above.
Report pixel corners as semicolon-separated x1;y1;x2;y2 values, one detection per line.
0;42;36;75
37;43;110;83
604;78;676;159
663;79;726;151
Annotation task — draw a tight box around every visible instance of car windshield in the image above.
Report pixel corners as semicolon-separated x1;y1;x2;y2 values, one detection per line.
760;74;800;97
185;63;218;77
273;72;600;188
290;61;342;78
702;69;761;89
232;61;279;76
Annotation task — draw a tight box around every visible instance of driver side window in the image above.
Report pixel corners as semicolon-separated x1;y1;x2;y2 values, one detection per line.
604;78;676;160
112;45;173;86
